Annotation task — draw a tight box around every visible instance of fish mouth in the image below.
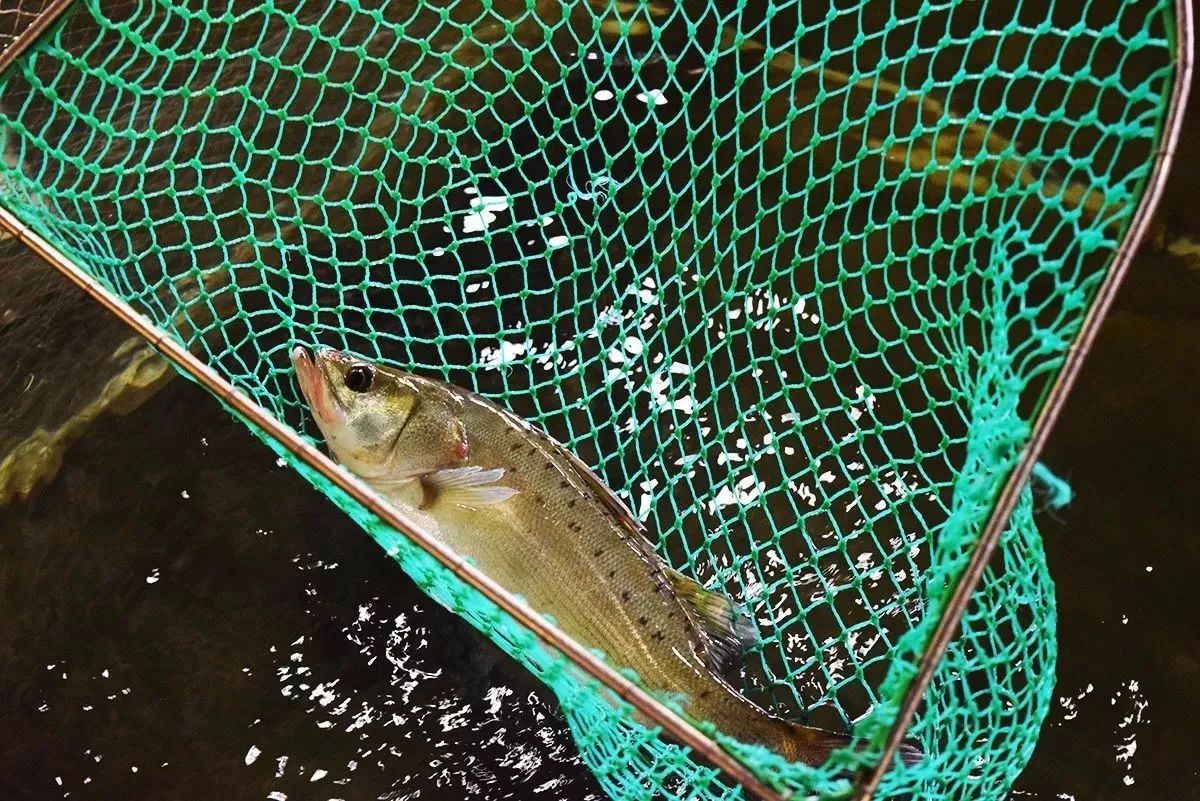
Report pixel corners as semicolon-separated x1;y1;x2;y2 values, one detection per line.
291;345;346;427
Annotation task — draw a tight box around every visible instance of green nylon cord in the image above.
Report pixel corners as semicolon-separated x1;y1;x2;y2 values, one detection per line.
1033;462;1074;510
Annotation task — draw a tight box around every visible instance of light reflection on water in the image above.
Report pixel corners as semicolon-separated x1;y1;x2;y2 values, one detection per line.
0;379;602;800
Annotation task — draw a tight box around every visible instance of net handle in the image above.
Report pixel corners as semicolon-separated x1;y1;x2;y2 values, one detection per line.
853;0;1195;796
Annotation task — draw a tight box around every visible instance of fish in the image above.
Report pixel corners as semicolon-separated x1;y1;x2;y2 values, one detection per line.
291;345;922;768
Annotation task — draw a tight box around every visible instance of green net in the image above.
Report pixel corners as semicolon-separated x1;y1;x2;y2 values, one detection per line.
0;0;1181;798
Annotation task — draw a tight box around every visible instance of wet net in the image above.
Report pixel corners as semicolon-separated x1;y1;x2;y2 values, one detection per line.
0;1;1182;798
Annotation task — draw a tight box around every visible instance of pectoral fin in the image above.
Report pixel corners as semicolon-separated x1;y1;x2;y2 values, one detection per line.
420;466;518;509
666;568;756;672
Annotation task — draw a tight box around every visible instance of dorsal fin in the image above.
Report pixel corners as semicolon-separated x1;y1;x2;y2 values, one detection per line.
530;427;643;535
542;438;648;541
459;391;650;543
665;568;757;672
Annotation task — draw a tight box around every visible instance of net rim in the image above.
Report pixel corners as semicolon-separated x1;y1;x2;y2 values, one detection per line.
854;0;1196;794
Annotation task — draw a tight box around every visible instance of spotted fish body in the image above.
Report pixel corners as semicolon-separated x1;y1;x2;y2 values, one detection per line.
291;346;912;767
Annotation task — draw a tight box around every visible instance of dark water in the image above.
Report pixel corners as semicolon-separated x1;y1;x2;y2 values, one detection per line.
0;375;605;800
1010;187;1200;799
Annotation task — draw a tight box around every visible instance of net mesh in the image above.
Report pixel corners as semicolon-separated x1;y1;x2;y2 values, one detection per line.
0;0;1180;798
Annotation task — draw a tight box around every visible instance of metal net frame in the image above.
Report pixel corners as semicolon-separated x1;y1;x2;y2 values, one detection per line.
0;1;1189;799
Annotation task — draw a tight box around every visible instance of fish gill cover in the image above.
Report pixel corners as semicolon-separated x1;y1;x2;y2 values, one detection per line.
0;0;1183;799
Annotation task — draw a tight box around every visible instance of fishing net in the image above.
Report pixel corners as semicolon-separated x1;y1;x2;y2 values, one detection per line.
0;0;1183;798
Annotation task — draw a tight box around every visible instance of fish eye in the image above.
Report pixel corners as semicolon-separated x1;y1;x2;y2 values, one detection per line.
344;364;375;393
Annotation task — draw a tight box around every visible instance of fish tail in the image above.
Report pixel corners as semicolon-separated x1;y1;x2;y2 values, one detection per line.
773;721;925;768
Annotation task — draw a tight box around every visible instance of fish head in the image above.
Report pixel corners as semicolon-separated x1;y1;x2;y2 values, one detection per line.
291;346;469;480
